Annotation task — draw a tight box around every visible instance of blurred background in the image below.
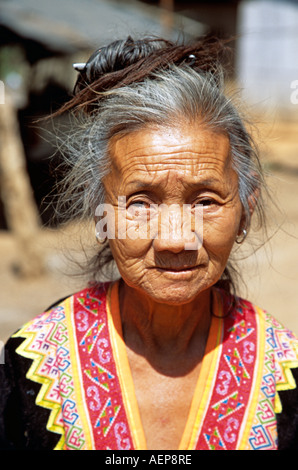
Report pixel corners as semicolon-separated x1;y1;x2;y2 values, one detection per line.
0;0;297;343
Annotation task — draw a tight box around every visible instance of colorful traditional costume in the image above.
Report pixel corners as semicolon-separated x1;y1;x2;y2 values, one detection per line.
1;281;298;450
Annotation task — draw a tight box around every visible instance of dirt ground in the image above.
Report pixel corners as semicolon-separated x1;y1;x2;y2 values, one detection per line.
0;116;298;344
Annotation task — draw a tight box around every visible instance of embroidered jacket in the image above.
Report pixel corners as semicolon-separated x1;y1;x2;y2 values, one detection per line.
1;282;298;450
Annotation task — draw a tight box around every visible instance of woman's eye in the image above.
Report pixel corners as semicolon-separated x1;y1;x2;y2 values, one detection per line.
128;201;150;211
200;199;215;207
193;198;215;208
127;200;150;218
130;201;147;207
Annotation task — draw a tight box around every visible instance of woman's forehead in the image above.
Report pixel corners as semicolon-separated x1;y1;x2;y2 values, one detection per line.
108;125;232;181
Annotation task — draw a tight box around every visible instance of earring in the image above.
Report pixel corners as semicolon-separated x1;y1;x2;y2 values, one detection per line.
95;231;107;245
235;228;247;244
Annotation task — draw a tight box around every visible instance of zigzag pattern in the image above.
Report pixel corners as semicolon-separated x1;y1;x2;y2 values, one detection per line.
247;313;298;449
13;315;66;450
272;324;298;414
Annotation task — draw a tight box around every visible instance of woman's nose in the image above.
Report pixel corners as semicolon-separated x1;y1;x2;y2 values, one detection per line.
153;236;189;253
152;205;201;253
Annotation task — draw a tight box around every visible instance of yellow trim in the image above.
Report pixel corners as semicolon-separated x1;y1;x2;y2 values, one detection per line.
276;365;298;391
106;281;147;450
180;316;222;450
13;322;65;450
275;341;298;414
274;393;282;414
64;296;94;449
106;282;223;451
181;288;223;450
237;306;266;450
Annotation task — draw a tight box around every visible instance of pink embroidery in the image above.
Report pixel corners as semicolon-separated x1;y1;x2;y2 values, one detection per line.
72;286;134;450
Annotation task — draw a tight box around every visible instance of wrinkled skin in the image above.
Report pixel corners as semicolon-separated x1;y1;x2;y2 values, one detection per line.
104;124;244;305
102;123;247;449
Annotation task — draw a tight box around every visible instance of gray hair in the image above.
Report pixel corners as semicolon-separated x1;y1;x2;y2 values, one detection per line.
54;64;266;288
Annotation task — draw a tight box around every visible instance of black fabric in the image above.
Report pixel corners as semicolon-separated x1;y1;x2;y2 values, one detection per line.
0;336;60;450
0;296;72;450
276;367;298;450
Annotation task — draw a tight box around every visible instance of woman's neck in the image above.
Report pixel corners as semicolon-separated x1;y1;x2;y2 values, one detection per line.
119;280;212;374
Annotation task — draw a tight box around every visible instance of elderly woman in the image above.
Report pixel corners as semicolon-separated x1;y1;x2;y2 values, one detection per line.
1;36;298;451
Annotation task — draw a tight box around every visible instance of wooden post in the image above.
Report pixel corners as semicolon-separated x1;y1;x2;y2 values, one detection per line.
0;92;45;277
159;0;175;34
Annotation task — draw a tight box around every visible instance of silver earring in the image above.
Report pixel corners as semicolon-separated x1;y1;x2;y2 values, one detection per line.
95;231;107;245
235;228;247;244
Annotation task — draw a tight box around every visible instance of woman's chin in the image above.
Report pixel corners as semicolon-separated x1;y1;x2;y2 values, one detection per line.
120;265;214;306
139;279;209;306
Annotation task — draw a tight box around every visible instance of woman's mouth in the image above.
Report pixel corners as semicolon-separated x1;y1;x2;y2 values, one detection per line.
155;266;198;272
153;265;200;279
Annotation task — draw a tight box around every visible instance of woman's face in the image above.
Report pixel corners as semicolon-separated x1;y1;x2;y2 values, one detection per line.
102;124;243;305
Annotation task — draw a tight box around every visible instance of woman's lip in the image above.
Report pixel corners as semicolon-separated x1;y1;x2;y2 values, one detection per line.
152;265;200;280
154;266;198;272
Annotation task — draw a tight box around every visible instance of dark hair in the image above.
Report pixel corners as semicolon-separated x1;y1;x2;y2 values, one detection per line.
56;35;232;115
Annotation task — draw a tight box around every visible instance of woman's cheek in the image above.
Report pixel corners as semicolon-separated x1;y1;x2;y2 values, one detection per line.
108;238;149;273
111;249;148;286
203;210;240;251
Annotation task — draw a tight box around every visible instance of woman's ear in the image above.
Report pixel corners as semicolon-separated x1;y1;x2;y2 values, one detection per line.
248;185;260;218
245;171;261;227
237;184;260;239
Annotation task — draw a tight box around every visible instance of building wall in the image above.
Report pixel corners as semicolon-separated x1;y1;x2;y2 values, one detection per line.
237;0;298;111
